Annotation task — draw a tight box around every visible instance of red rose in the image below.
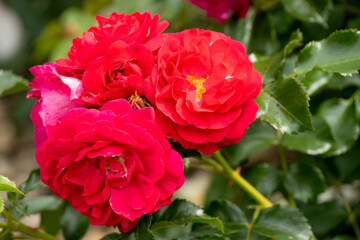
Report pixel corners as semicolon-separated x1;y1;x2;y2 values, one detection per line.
56;12;168;76
147;29;262;154
188;0;250;23
36;99;184;232
80;40;154;106
27;63;83;148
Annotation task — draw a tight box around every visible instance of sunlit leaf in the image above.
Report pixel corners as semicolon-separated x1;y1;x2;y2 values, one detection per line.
0;175;24;195
296;30;360;74
256;77;313;134
253;205;312;240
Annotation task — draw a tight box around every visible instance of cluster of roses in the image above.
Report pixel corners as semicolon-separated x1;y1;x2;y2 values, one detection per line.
27;12;261;232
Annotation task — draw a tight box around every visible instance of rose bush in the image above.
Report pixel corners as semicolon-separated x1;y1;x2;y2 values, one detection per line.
36;99;184;232
188;0;250;23
147;28;262;154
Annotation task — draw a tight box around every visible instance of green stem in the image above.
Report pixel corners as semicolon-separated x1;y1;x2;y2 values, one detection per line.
336;185;360;240
246;206;262;240
2;209;59;240
0;223;7;228
213;150;273;209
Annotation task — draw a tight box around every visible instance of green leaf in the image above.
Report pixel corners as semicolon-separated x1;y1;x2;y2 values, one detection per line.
299;67;360;96
61;204;89;240
302;201;347;236
332;236;356;240
332;148;360;182
17;196;63;215
317;96;359;156
222;120;277;166
355;89;360;119
256;77;313;134
18;169;46;194
136;214;154;240
0;195;4;214
189;234;226;240
253;205;312;240
153;199;224;233
41;199;65;235
0;70;29;97
246;163;280;196
281;0;328;28
253;29;303;83
281;117;334;155
284;162;326;202
247;12;280;56
295;30;360;75
190;217;224;233
0;175;24;195
156;199;203;223
204;200;248;233
100;233;129;240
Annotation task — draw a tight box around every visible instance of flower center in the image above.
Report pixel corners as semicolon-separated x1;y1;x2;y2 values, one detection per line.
104;154;127;175
186;75;208;99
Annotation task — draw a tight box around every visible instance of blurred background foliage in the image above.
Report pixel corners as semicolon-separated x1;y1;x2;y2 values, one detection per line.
1;0;360;239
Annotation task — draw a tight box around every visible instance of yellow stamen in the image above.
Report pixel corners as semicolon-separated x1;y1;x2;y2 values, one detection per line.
186;75;208;99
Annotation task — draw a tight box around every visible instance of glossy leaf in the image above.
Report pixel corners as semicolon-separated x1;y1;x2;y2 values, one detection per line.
281;0;327;27
253;205;312;240
296;30;360;74
0;70;29;97
299;67;360;96
317;97;359;156
222;120;277;166
61;204;89;240
246;163;280;196
0;175;24;195
190;217;224;233
204;200;248;233
284;162;326;202
256;77;313;134
281;117;334;155
302;201;347;236
152;199;224;233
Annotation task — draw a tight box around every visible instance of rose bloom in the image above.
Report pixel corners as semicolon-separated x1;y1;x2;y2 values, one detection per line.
27;63;83;148
56;12;168;76
80;40;154;106
36;99;184;232
147;29;262;154
188;0;250;23
56;12;167;107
